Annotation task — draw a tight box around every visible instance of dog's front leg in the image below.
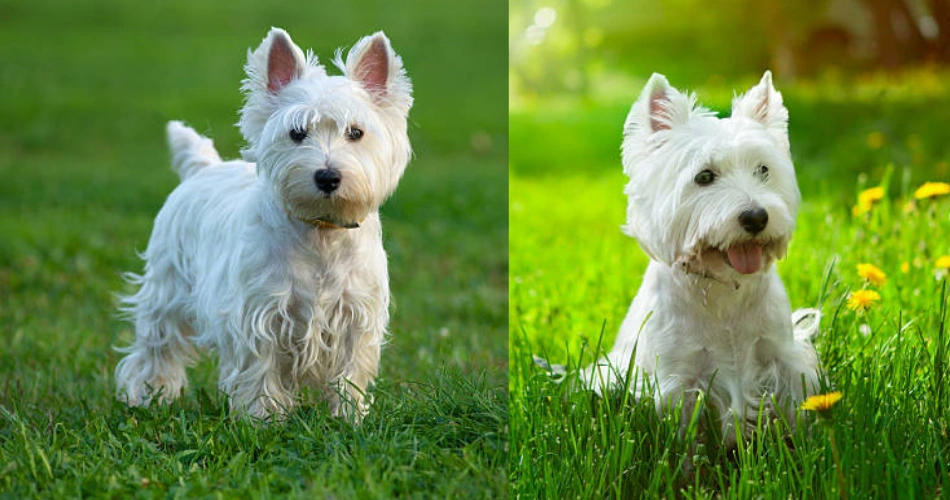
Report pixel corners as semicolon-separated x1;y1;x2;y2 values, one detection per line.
329;332;381;423
219;347;295;421
662;385;706;479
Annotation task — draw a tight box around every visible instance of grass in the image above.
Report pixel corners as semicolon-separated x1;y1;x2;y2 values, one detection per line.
0;0;507;497
510;73;950;498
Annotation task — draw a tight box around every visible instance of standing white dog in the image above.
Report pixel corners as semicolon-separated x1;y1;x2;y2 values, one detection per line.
115;27;412;421
580;72;820;444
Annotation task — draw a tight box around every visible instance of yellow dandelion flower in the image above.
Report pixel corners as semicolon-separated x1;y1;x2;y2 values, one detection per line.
914;181;950;200
866;131;884;150
858;186;884;205
847;289;880;312
801;391;843;413
856;263;887;286
901;261;910;273
853;186;884;216
802;391;847;492
936;256;950;269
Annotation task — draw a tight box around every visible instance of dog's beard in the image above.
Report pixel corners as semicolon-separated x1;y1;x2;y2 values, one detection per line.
279;167;377;229
286;196;373;229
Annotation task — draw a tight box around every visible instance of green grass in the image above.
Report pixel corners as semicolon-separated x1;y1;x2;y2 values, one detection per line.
0;0;507;497
510;74;950;498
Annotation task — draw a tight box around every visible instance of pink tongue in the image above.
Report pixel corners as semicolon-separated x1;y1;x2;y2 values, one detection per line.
727;243;763;274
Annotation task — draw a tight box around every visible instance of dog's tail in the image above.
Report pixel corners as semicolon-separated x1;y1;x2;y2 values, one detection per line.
166;121;222;181
792;308;821;341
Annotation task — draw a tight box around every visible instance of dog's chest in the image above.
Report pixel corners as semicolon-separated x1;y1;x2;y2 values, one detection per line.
662;280;784;373
288;255;381;335
689;322;762;374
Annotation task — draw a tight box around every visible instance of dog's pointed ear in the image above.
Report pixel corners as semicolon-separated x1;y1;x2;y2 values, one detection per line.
644;73;676;132
625;73;693;137
732;71;789;146
342;32;413;113
265;29;306;93
245;28;308;95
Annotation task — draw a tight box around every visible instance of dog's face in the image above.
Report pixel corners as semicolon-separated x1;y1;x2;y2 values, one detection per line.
238;28;412;228
621;72;800;280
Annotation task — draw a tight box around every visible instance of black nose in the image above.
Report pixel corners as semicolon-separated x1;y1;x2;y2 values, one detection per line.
314;168;341;193
739;207;768;235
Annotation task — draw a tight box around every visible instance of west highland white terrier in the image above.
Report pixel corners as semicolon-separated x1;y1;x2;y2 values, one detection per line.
115;27;412;421
580;72;821;445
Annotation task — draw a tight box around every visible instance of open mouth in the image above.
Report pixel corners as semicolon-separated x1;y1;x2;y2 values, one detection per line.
683;239;787;278
724;242;765;275
715;239;787;275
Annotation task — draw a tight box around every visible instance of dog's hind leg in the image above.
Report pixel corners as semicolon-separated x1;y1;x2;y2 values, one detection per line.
577;343;643;397
114;269;197;407
578;359;624;395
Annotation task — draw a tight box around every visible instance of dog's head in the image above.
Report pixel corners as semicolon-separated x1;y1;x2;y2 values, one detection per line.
238;28;412;228
621;72;799;279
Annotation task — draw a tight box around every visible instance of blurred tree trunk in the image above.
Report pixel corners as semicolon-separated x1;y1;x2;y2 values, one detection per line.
863;0;932;66
764;0;797;78
864;0;901;67
928;0;950;61
893;0;929;57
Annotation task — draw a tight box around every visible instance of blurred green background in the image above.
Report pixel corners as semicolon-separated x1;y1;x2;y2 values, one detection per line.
510;0;950;196
0;0;508;496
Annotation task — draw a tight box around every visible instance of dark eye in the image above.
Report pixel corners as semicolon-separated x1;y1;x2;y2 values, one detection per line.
289;128;308;143
345;126;364;141
757;165;769;178
694;169;716;186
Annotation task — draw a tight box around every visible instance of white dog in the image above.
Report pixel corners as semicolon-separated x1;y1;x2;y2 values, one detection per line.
115;28;412;421
580;72;821;444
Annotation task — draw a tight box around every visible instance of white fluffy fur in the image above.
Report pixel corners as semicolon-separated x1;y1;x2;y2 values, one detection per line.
115;28;412;422
580;72;821;444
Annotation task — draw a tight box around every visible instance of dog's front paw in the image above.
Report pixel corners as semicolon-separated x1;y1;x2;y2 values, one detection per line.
329;388;372;425
115;350;186;406
532;355;568;382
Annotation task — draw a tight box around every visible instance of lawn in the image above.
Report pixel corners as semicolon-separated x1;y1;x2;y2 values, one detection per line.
510;72;950;498
0;0;508;497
